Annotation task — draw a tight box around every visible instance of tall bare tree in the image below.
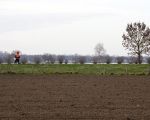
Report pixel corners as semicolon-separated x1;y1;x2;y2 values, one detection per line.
94;43;106;63
122;22;150;64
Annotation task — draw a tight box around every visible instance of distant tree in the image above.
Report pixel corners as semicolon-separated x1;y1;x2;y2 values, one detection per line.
95;43;106;63
86;55;92;63
33;55;42;64
92;56;98;64
49;54;56;64
116;56;124;64
42;54;55;64
57;55;65;64
65;59;68;64
72;54;79;64
133;57;140;64
10;50;16;58
104;55;112;64
4;53;14;64
78;56;86;64
0;52;4;64
127;56;137;64
146;57;150;64
122;22;150;64
42;54;50;63
0;56;3;64
20;55;28;64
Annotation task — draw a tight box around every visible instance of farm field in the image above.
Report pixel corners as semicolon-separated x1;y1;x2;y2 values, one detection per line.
0;64;150;75
0;75;150;120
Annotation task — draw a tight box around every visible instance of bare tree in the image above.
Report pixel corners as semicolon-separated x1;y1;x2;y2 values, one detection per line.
104;55;112;64
4;53;14;64
33;55;42;64
95;43;106;63
49;54;56;64
57;55;65;64
128;56;143;64
116;56;124;64
127;56;137;64
78;56;86;64
0;56;3;64
65;59;68;64
122;22;150;64
20;55;28;64
42;54;56;64
146;57;150;64
42;54;50;63
72;54;79;64
0;52;4;64
92;56;98;64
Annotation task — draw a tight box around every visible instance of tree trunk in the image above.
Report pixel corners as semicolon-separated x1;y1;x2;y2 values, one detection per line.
137;44;141;64
138;53;141;64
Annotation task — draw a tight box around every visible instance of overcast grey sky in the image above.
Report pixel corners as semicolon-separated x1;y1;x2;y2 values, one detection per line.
0;0;150;55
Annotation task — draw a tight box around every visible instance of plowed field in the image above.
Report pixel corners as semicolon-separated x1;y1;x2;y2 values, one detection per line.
0;75;150;120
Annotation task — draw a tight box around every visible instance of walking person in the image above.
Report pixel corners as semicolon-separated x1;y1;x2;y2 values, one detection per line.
14;51;21;64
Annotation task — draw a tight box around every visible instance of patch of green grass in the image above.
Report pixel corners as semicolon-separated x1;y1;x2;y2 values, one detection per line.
0;64;149;75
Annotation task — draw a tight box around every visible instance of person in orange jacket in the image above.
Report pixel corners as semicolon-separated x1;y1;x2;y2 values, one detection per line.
14;51;20;64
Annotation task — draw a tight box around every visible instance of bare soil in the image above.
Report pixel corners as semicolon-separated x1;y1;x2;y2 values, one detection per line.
0;75;150;120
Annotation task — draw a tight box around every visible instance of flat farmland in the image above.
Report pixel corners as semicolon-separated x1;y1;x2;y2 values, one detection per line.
0;75;150;120
0;64;150;75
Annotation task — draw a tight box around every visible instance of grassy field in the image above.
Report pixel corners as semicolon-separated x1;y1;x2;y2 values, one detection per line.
0;64;150;75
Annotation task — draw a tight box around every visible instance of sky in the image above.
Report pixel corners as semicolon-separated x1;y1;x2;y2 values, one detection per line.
0;0;150;56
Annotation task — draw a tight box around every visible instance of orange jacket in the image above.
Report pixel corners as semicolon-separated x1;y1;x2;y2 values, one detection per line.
15;54;20;59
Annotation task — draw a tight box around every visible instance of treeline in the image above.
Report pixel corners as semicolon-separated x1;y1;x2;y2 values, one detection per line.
0;51;150;64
